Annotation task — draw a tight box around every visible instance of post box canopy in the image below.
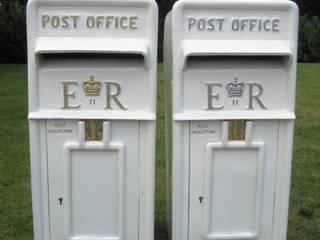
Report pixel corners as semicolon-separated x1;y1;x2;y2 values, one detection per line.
27;0;158;120
167;0;299;121
180;39;292;70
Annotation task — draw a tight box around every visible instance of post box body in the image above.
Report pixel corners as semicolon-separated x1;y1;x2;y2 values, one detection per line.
164;1;298;240
27;1;158;240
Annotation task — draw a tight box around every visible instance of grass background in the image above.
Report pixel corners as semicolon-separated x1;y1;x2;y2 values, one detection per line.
0;64;319;239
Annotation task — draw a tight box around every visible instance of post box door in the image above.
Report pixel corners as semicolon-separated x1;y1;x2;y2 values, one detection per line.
46;120;140;240
189;120;279;240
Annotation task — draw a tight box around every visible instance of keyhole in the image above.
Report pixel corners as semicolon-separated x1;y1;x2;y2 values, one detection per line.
59;198;63;205
199;196;204;204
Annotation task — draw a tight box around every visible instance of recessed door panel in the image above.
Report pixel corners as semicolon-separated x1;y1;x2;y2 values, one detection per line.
203;144;264;239
47;120;140;240
189;121;279;240
66;149;122;238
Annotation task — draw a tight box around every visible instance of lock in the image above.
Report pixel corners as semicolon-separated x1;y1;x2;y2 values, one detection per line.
85;120;103;142
229;120;246;141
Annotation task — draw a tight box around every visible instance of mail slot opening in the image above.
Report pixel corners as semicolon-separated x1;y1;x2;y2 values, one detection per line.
38;53;146;68
185;55;290;70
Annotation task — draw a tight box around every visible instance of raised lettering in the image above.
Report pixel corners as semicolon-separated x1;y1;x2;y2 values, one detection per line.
61;15;69;28
105;82;127;110
105;16;114;29
240;19;249;30
71;16;79;28
188;17;196;30
247;83;268;110
207;18;215;31
232;19;239;31
216;18;225;31
86;16;95;28
129;16;138;29
61;81;81;109
51;16;60;28
42;15;50;28
120;16;128;29
198;18;206;31
249;19;257;31
96;16;104;28
205;83;224;110
263;19;271;31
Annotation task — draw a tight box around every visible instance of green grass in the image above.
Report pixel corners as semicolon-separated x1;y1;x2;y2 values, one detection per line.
288;64;320;240
0;64;319;239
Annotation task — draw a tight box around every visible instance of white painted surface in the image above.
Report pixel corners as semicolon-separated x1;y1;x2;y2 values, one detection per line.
27;1;158;240
67;150;121;237
38;58;149;111
189;121;279;240
47;121;138;240
165;1;298;240
27;0;158;117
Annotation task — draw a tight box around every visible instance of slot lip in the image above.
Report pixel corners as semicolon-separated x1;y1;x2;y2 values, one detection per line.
180;40;292;70
34;37;150;69
37;53;146;70
184;55;290;70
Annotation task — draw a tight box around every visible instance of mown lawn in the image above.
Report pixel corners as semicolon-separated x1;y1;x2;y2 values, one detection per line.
0;64;319;240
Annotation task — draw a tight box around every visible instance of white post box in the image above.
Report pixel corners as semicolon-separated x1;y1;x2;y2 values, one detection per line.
27;1;158;240
165;0;299;240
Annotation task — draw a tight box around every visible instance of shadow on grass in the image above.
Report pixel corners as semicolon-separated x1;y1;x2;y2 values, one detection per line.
155;219;169;240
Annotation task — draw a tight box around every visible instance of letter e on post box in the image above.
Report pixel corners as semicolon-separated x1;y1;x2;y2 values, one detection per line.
164;1;299;240
27;0;158;240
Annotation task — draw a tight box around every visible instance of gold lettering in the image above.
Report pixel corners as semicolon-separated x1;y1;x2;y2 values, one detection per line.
61;15;69;28
129;16;138;29
61;81;81;109
105;82;127;110
51;16;60;28
86;16;95;28
115;16;119;29
272;19;280;32
96;16;104;28
120;17;128;29
42;15;50;28
105;16;114;29
71;15;79;28
41;14;139;30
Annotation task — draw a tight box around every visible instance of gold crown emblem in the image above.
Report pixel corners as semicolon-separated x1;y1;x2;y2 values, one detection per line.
82;75;102;97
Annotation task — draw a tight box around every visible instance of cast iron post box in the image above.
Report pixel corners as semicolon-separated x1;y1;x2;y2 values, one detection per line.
27;0;158;240
164;0;299;240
